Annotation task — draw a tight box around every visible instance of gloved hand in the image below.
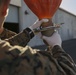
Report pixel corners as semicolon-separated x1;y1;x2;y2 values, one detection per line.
29;19;49;34
41;31;62;47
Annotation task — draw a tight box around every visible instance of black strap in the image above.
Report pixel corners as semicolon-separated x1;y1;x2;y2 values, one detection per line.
24;27;34;39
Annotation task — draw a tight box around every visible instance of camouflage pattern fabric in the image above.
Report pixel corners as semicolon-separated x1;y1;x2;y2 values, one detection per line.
7;29;32;47
0;28;17;40
0;28;33;47
0;28;29;47
6;28;33;47
0;28;76;75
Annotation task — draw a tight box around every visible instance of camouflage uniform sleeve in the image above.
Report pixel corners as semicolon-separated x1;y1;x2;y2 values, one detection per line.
0;28;17;40
6;28;34;47
51;45;76;75
0;39;76;75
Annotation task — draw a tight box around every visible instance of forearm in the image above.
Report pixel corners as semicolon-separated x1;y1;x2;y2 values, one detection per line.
0;28;17;40
51;45;76;74
6;28;34;47
52;45;74;62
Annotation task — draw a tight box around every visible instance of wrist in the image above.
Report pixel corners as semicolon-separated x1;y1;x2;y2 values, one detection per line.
51;45;64;56
52;44;61;48
23;27;35;39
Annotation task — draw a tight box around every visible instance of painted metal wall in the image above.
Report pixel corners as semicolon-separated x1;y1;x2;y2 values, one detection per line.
5;5;19;23
10;0;21;7
53;9;76;41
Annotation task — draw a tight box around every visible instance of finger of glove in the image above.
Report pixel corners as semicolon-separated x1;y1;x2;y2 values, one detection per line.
41;19;49;23
34;19;49;26
32;19;49;29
